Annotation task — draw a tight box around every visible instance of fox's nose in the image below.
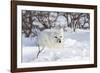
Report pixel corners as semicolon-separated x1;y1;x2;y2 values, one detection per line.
59;40;61;43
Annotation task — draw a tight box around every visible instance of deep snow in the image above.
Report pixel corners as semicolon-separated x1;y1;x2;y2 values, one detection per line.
22;29;90;63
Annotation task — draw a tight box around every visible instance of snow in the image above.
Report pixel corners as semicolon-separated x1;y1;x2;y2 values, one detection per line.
22;29;90;63
49;12;58;22
22;35;37;46
84;23;89;28
32;17;44;28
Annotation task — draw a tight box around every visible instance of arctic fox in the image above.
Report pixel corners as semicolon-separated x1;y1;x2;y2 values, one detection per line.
37;28;64;49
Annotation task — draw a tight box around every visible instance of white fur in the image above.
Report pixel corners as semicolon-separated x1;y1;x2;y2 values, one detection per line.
38;28;64;49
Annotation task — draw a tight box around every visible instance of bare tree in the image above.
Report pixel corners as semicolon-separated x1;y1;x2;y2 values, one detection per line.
22;10;90;37
22;10;32;37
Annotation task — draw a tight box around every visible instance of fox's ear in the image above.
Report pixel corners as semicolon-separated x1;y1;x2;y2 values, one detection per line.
60;28;63;32
61;28;63;31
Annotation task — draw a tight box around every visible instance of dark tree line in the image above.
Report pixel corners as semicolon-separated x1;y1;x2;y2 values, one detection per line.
22;10;90;37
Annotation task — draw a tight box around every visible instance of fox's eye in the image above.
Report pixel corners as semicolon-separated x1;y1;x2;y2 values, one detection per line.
54;36;57;38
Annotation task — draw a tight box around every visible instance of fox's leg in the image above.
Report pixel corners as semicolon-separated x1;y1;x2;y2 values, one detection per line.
36;44;45;58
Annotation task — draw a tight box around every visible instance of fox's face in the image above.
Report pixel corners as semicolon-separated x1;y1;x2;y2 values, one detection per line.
53;33;63;43
51;28;64;44
38;28;64;48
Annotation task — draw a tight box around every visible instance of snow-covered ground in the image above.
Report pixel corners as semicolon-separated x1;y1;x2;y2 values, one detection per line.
22;29;90;63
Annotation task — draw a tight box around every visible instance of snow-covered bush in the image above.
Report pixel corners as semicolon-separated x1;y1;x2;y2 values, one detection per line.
55;15;67;29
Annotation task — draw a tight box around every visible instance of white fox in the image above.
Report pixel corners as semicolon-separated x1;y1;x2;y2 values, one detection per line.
37;28;64;49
